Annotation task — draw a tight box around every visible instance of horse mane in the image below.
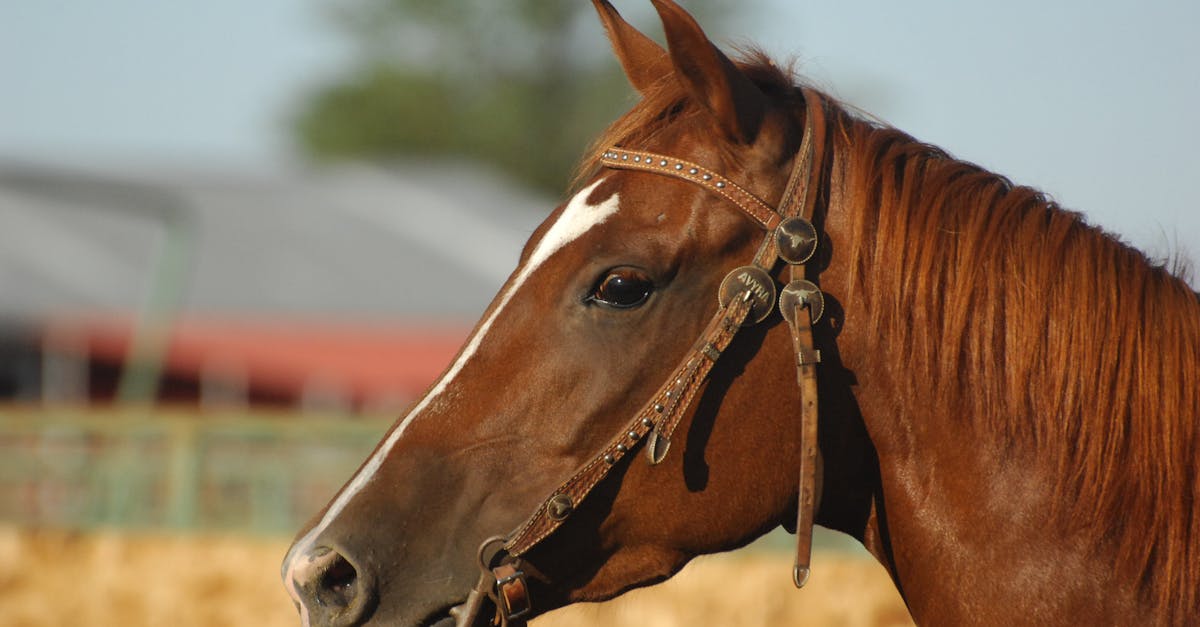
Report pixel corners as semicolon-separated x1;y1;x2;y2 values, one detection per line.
580;48;1200;617
831;99;1200;616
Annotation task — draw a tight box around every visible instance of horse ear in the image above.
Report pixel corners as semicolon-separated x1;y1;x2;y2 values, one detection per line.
592;0;671;93
650;0;768;144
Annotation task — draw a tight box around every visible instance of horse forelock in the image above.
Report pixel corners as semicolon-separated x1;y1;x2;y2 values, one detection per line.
831;112;1200;616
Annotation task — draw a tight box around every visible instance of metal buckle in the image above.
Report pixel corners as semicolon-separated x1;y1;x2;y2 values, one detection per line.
496;569;524;587
494;564;532;621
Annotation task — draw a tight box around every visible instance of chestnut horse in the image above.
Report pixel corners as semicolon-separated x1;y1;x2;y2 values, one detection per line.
283;1;1200;625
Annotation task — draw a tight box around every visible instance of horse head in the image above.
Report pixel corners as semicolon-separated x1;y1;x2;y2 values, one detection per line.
283;1;1200;625
281;1;875;625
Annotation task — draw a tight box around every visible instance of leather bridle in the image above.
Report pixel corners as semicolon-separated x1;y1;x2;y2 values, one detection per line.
453;88;830;627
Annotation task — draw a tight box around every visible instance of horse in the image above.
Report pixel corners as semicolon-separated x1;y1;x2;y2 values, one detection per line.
282;1;1200;625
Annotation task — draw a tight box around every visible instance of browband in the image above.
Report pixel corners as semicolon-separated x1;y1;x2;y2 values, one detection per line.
599;149;781;230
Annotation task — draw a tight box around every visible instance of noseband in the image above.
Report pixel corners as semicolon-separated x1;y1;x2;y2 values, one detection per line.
456;89;830;627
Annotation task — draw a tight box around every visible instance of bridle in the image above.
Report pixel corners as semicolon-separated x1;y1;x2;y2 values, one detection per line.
453;88;830;627
455;85;830;627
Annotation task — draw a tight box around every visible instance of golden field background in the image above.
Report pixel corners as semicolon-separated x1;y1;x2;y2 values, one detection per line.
0;527;911;627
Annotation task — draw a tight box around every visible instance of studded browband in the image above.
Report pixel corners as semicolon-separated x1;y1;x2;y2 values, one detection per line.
458;89;829;627
599;149;782;231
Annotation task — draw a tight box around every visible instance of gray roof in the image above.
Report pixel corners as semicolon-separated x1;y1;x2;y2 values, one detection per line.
0;159;552;321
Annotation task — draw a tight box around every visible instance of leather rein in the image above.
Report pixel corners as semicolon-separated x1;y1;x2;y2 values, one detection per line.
454;88;830;627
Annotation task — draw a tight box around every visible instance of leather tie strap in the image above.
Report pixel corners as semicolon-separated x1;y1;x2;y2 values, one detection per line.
780;88;829;587
782;293;822;587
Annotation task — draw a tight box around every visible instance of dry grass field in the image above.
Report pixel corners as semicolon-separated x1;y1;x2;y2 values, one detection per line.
0;527;911;627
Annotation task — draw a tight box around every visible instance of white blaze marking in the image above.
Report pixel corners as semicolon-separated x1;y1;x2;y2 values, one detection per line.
283;179;619;623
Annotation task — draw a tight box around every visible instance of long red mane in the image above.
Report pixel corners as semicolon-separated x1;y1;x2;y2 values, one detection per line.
834;92;1200;617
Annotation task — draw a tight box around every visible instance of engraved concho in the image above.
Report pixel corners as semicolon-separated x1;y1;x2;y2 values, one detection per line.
775;217;818;265
779;279;825;324
719;265;777;326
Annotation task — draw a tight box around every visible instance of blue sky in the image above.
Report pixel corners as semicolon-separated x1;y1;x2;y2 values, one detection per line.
1;0;1196;273
754;1;1200;271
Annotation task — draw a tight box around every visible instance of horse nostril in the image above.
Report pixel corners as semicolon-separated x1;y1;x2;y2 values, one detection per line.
289;545;374;626
320;550;358;606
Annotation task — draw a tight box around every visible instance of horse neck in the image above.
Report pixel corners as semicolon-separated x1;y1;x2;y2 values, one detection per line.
815;119;1200;623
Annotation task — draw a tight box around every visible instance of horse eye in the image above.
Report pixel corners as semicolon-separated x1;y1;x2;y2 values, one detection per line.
589;268;654;309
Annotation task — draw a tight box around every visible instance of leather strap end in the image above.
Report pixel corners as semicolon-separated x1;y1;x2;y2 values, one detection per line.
793;563;811;589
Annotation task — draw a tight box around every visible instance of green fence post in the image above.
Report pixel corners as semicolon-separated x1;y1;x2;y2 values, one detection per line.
166;419;200;528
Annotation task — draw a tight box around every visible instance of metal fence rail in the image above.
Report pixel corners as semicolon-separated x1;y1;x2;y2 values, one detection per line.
0;409;390;534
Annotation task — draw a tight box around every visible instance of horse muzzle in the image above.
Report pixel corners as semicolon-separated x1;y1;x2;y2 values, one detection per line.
288;544;376;627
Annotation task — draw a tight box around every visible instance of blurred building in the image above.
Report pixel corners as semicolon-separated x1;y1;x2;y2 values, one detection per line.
0;159;549;414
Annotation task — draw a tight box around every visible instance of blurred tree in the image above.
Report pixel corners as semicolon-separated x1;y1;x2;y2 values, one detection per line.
295;0;743;194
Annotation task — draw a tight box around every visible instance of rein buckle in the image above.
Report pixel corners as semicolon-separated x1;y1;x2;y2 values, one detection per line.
492;563;532;624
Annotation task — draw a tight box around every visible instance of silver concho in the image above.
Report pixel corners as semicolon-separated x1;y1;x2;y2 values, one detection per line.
547;494;574;521
775;217;818;265
718;265;777;326
779;279;825;324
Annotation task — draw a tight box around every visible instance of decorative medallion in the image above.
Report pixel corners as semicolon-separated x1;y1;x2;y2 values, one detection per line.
719;265;777;325
775;217;818;265
779;279;825;324
547;494;574;521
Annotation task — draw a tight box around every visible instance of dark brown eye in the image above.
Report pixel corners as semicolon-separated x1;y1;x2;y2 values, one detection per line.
589;268;654;309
